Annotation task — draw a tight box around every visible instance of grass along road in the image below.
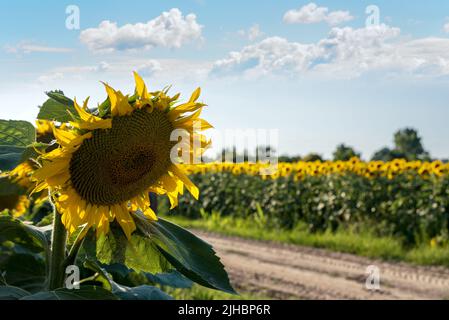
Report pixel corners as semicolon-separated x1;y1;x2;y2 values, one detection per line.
194;230;449;300
164;214;449;267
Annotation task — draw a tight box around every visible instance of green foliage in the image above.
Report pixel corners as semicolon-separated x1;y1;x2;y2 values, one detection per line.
0;120;35;147
132;213;236;294
0;144;45;171
170;172;449;246
303;153;324;162
394;128;428;160
278;155;302;163
145;271;193;288
21;286;118;300
0;176;25;196
113;285;173;300
167;215;449;267
333;144;361;161
0;215;50;254
167;215;405;260
0;119;36;170
372;127;430;161
82;259;172;300
166;284;268;300
0;253;46;292
0;286;31;300
371;147;404;161
37;91;76;122
92;225;173;275
0;146;27;171
0;210;235;300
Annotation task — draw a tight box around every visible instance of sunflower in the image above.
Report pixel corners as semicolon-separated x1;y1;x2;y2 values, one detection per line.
33;72;212;239
1;164;32;217
0;194;30;217
36;120;53;142
0;121;56;217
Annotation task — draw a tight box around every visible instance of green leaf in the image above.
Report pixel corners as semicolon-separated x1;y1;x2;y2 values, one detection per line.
133;213;236;294
45;91;74;107
0;286;31;300
0;216;51;255
0;176;25;196
0;120;35;147
146;270;193;289
114;285;172;300
0;142;48;171
0;146;26;171
0;253;46;293
97;98;111;118
83;259;172;300
21;286;118;300
37;91;76;122
93;224;173;274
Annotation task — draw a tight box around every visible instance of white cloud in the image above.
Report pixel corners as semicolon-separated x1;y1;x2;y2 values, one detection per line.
212;37;319;78
283;3;353;26
97;61;110;72
37;61;112;83
37;72;64;83
136;60;162;76
5;42;72;54
212;24;449;79
36;58;212;87
238;24;264;41
444;21;449;33
80;8;203;52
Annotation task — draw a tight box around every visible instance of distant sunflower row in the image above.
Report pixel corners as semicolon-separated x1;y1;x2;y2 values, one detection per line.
181;158;449;180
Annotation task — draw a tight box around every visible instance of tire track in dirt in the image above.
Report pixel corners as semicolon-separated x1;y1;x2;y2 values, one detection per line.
194;231;449;300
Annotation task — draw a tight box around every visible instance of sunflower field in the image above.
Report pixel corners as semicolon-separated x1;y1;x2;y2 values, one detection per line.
171;160;449;246
1;72;449;300
0;73;235;300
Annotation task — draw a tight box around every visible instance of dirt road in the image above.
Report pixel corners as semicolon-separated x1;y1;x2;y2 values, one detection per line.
195;231;449;300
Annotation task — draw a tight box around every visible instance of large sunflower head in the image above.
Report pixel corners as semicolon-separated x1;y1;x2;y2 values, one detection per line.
33;72;212;238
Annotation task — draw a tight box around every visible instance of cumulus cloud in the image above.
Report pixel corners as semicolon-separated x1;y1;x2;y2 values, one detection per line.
283;3;353;26
238;24;264;41
136;60;162;76
212;24;449;79
80;8;203;52
5;42;72;54
212;37;319;77
444;21;449;33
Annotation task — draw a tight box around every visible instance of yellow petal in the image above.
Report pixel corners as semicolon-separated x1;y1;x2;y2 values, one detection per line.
170;165;199;200
189;87;201;102
74;98;93;122
52;124;78;147
72;98;112;130
114;204;136;240
133;71;150;100
103;82;134;116
143;207;158;221
33;158;69;181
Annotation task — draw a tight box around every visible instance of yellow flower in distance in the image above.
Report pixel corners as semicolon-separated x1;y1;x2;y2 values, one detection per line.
0;194;30;218
33;72;211;239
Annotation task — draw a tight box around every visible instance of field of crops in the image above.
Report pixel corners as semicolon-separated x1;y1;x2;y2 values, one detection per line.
172;160;449;247
1;73;448;301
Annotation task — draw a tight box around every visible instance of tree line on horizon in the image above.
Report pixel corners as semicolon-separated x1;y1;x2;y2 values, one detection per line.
280;128;442;163
211;128;446;163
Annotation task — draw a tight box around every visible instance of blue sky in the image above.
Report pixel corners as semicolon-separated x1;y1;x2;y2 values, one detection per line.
1;0;449;159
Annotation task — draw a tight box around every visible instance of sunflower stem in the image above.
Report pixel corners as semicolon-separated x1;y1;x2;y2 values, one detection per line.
63;225;87;269
48;202;68;290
